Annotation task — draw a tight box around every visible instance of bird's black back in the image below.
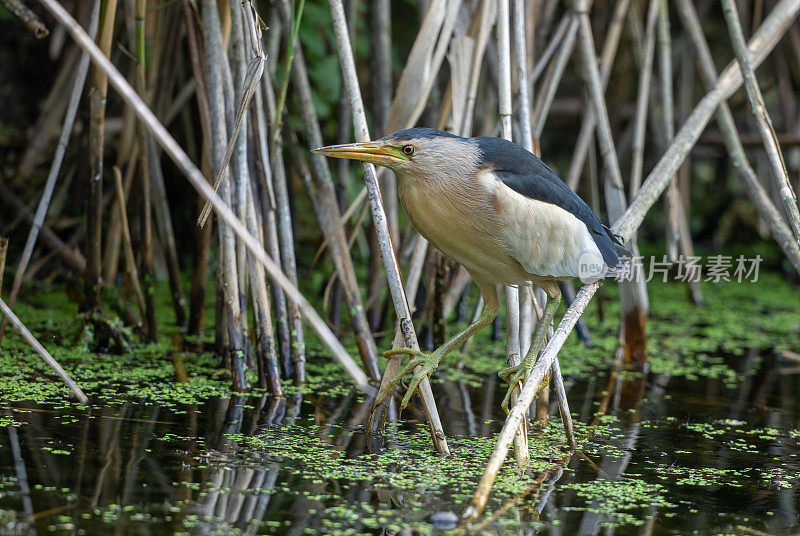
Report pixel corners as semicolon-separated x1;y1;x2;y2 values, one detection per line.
475;136;623;268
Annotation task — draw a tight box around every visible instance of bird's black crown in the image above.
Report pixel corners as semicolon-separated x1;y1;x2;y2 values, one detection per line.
384;127;462;142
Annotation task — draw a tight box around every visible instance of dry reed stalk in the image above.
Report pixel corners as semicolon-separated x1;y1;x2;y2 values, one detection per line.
0;0;100;343
225;0;254;363
260;202;293;384
441;265;470;317
372;0;392;133
513;0;534;153
195;0;265;228
0;298;88;403
147;137;188;327
497;0;529;466
36;0;373;392
518;287;533;358
275;0;381;381
445;34;474;131
531;14;578;137
461;0;495;137
465;282;599;521
576;0;650;367
249;67;293;382
243;173;283;396
202;0;245;390
112;167;147;320
653;2;702;302
657;0;680;262
181;0;215;337
564;0;630;190
135;0;158;342
467;0;800;518
513;7;537;362
246;47;293;387
328;0;450;455
385;0;461;134
676;44;694;211
623;0;657;330
528;11;569;85
629;0;659;198
270;0;304;143
722;0;800;246
102;143;137;284
134;13;190;329
85;0;118;313
615;0;800;243
259;70;306;382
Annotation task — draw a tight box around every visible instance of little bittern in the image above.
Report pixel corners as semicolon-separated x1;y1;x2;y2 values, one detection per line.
314;128;622;412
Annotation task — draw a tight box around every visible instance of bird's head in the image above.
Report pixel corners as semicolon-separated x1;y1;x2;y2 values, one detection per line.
312;128;480;183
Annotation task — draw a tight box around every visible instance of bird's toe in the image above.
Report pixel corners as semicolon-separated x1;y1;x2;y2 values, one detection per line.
382;347;423;359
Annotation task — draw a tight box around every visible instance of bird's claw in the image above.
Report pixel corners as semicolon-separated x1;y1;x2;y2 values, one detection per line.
499;363;551;414
375;351;439;409
498;364;528;414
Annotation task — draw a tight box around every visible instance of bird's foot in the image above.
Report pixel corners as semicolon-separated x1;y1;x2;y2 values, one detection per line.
498;363;528;414
498;360;548;414
376;349;442;409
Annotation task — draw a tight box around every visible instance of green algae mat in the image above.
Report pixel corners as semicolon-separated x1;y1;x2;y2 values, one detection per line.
1;273;799;535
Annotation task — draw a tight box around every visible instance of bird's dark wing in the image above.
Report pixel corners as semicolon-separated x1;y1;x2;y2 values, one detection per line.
475;136;624;267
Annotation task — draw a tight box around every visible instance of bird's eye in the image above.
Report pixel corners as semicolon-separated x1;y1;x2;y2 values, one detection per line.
402;145;415;156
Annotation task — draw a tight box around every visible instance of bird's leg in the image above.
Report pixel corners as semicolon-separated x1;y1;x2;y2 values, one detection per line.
377;306;498;408
498;292;561;413
377;280;499;409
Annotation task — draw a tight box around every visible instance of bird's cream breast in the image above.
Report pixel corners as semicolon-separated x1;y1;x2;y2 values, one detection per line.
398;174;531;284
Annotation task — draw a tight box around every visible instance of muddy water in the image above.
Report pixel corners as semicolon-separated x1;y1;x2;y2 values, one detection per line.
1;347;798;535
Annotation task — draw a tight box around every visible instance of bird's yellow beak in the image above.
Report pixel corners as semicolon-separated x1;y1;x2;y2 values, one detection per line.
311;141;405;166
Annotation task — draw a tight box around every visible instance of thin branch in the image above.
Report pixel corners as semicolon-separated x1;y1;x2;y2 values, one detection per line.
0;297;88;403
112;166;147;320
0;0;49;37
197;1;267;228
629;0;660;198
531;15;578;138
722;0;800;245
